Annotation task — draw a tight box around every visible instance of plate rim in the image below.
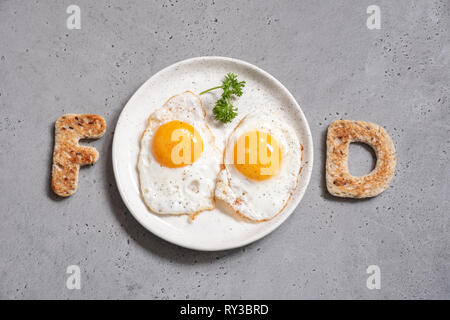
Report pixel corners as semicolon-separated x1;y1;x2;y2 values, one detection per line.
112;56;314;251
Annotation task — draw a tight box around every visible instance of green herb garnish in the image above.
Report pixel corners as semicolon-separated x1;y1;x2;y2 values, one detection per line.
200;73;246;123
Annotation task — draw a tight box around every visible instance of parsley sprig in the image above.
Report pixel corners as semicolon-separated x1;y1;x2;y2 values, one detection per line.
200;73;246;123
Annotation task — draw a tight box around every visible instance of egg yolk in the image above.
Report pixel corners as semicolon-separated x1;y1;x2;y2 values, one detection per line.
152;121;203;168
233;130;282;181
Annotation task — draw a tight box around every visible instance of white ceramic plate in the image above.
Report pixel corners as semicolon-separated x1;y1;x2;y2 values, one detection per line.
112;56;313;251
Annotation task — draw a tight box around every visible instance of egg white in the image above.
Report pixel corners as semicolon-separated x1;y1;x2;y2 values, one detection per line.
138;91;221;215
215;113;302;221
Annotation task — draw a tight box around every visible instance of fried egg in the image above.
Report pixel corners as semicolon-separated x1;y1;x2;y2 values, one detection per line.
138;91;221;215
215;113;302;221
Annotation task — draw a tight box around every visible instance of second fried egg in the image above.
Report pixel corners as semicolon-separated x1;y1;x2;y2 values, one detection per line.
215;113;302;221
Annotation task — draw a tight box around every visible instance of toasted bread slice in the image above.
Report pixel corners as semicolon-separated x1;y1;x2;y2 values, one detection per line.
326;120;396;198
51;114;106;197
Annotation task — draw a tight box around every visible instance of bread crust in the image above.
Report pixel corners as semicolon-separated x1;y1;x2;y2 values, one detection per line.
326;120;396;198
51;114;106;197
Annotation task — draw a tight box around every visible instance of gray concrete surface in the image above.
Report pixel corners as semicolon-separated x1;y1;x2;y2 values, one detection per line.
0;0;449;299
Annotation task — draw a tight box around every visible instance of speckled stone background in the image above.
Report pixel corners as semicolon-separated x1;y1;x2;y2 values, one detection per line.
0;0;449;299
